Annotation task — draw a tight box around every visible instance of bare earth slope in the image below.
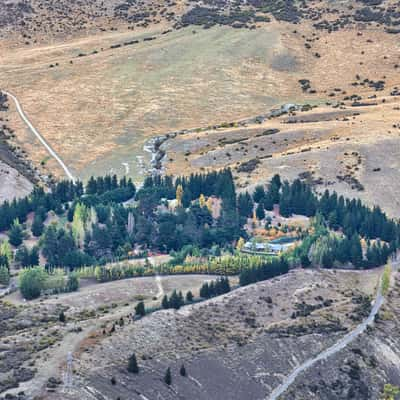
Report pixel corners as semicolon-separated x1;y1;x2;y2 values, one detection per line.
32;268;394;400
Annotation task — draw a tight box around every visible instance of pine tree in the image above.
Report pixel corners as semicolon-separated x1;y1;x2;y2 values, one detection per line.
178;291;184;307
169;290;182;309
135;301;146;317
186;291;193;302
31;214;44;237
127;353;139;374
199;282;209;298
59;311;66;323
237;192;254;218
162;295;169;309
0;265;10;286
9;219;23;247
253;185;266;203
350;234;363;269
164;367;172;385
180;364;187;377
300;254;311;268
256;203;265;220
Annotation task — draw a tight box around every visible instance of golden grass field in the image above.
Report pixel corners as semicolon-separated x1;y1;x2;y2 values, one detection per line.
1;15;400;213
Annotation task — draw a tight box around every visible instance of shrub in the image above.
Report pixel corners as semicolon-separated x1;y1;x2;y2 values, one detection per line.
19;267;47;300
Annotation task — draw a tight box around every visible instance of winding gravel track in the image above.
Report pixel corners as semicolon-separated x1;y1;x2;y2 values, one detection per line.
268;262;398;400
2;90;76;182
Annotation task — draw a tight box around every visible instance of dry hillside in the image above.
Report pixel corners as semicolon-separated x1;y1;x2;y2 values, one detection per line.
4;268;393;400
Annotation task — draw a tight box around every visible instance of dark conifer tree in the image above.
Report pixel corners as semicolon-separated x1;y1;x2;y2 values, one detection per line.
180;364;187;377
135;301;146;317
253;185;266;203
164;367;172;385
256;203;265;220
186;291;194;302
127;353;139;374
162;295;170;309
9;219;23;247
31;214;44;237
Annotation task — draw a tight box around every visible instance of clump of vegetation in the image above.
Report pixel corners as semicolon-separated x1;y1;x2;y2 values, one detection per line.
381;383;400;400
19;267;48;300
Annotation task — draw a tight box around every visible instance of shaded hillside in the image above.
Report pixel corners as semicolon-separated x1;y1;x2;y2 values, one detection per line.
33;268;389;400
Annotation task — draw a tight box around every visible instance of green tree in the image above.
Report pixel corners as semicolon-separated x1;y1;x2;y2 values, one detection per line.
253;185;266;203
66;273;79;292
135;301;146;317
19;267;47;300
127;353;139;374
169;290;183;310
300;254;311;268
15;245;39;267
31;214;44;237
237;192;254;218
72;203;88;246
200;282;210;299
161;295;169;309
0;240;13;264
9;219;23;247
350;234;363;269
186;291;193;302
180;364;187;377
59;311;66;323
0;265;10;286
164;367;172;385
256;203;265;220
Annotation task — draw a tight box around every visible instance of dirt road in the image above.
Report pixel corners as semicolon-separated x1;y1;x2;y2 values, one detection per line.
2;90;76;182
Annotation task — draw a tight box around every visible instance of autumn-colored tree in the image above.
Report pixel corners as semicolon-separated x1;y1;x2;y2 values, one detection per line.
199;194;206;208
0;240;13;264
176;184;183;207
236;237;245;251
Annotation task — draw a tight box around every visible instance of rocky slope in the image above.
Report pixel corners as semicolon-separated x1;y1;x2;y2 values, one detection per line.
27;268;393;400
2;0;400;44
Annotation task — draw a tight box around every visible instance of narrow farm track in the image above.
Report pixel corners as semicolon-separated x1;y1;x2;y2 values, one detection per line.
268;260;399;400
2;90;76;182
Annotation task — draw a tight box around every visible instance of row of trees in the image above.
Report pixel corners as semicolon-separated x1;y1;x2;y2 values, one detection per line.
0;182;82;232
291;215;393;270
239;258;289;286
34;170;242;269
199;277;231;298
251;175;400;246
0;175;135;234
3;170;398;274
18;267;79;299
